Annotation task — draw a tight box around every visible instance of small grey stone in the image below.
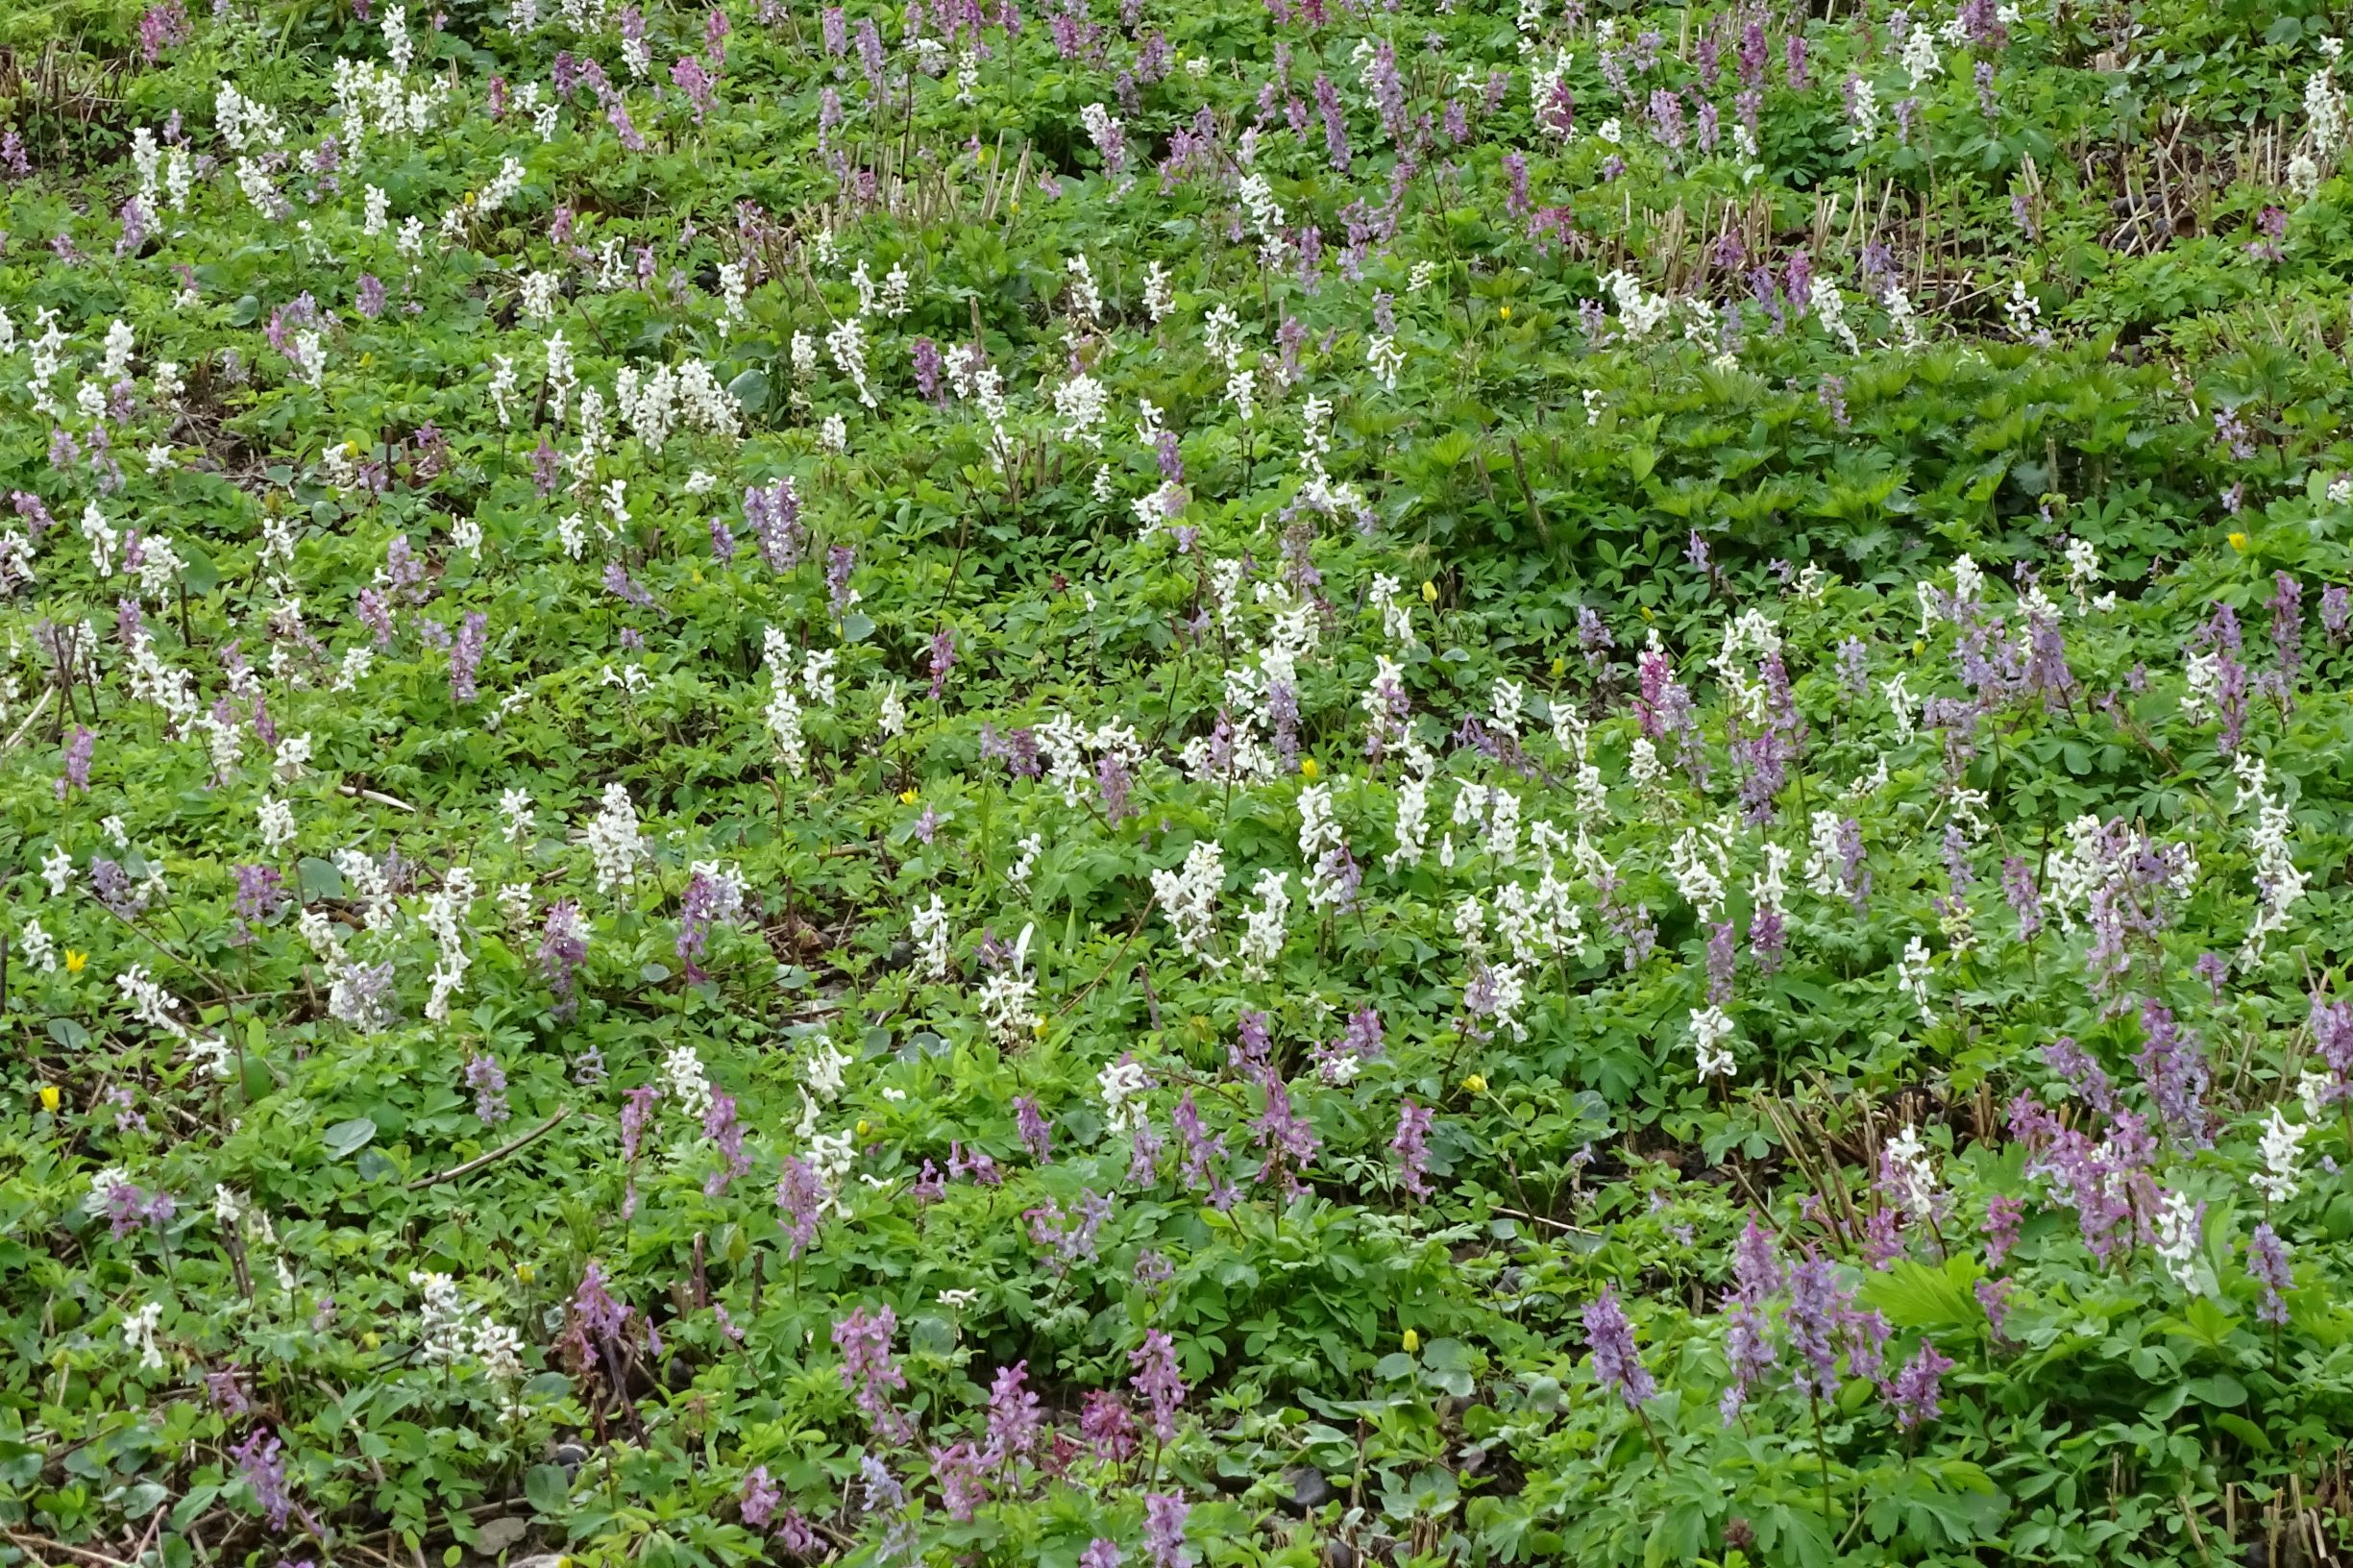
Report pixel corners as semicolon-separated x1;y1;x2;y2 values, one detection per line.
477;1518;529;1556
1280;1464;1334;1516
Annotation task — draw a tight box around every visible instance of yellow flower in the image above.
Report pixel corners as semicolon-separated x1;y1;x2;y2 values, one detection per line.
1402;1329;1420;1354
464;190;478;207
2228;531;2249;552
515;1262;536;1285
1299;758;1318;780
38;1086;61;1113
64;950;86;975
1550;656;1566;679
1498;305;1512;320
898;788;919;805
1911;638;1925;657
1462;1073;1487;1094
1420;580;1437;603
1637;605;1654;622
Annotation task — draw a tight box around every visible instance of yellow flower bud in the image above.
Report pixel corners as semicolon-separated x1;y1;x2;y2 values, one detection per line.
855;1119;871;1138
516;1262;536;1285
2228;531;2249;552
1421;580;1438;603
1402;1328;1420;1354
1498;305;1511;320
1299;758;1318;780
38;1086;61;1113
1550;656;1566;679
1462;1073;1487;1094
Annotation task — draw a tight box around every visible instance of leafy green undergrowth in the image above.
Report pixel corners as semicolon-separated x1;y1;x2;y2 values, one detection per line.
4;0;2353;1563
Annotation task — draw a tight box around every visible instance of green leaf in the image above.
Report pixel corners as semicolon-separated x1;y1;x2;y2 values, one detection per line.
1644;1503;1708;1568
324;1117;378;1159
2185;1373;2246;1409
2216;1412;2272;1452
180;546;221;596
726;368;772;413
299;857;347;899
1764;1503;1836;1568
1859;1255;1985;1331
526;1463;574;1516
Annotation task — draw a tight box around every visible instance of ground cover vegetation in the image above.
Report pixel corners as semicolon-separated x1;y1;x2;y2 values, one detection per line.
4;0;2353;1561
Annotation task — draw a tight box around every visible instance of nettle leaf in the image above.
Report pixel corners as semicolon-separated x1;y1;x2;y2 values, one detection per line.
1859;1255;1986;1333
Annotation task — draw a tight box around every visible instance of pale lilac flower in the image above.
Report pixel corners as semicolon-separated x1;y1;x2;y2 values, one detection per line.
1390;1098;1434;1197
1081;1390;1136;1461
776;1156;825;1258
834;1306;912;1440
702;1092;749;1195
1581;1287;1655;1409
741;1465;781;1528
930;1440;989;1521
1249;1076;1318;1193
1984;1194;2024;1265
1974;1276;2013;1337
1014;1095;1053;1163
2134;999;2214;1148
984;1360;1043;1465
1718;1217;1782;1425
465;1054;510;1125
229;1429;306;1532
1130;1329;1186;1442
2247;1222;2291;1325
57;725;93;799
538;900;588;1017
1143;1492;1190;1568
1025;1189;1112;1273
1885;1338;1953;1430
